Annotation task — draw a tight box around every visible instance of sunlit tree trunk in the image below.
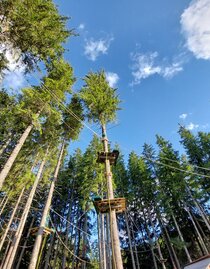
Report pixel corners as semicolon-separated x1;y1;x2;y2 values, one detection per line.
0;195;9;216
0;136;11;157
0;194;7;209
29;142;65;269
0;187;25;252
2;149;48;269
0;124;34;190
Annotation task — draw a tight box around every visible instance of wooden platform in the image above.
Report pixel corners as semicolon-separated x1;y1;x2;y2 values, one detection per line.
94;198;126;214
97;150;119;165
30;227;53;236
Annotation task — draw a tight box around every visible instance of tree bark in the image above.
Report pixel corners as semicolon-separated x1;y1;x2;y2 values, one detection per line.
2;149;48;269
186;186;210;231
142;210;158;269
0;136;11;157
0;195;9;217
184;205;209;255
125;211;136;269
62;183;75;269
29;142;65;269
106;213;112;269
97;214;103;269
0;124;33;190
160;219;181;269
0;187;25;252
82;204;88;269
171;213;192;263
101;213;107;269
148;208;166;269
102;124;123;269
15;216;35;269
44;233;55;269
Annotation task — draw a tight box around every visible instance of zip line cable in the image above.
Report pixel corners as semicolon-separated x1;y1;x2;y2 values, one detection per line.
49;215;102;265
142;156;210;179
157;155;210;173
50;207;92;237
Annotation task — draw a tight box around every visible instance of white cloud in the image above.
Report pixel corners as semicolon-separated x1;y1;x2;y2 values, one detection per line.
181;0;210;59
186;122;199;130
0;44;26;90
179;113;188;120
201;123;209;129
78;23;85;30
105;72;119;88
130;51;183;85
84;37;113;61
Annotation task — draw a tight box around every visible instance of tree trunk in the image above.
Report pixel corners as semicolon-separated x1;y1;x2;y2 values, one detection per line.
82;204;88;269
62;185;75;269
52;239;60;269
106;213;112;269
142;211;158;269
29;142;65;269
2;149;48;269
148;207;166;269
131;226;141;269
0;124;33;190
125;211;137;269
160;219;181;269
186;186;210;231
15;216;35;269
97;214;103;269
184;205;209;255
44;233;55;269
0;187;25;252
0;136;11;157
0;195;9;216
101;213;107;269
171;213;192;263
102;124;123;269
0;194;7;209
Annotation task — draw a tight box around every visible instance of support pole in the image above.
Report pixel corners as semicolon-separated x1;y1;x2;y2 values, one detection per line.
101;124;123;269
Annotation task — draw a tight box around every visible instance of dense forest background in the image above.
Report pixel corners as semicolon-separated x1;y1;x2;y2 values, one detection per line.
0;0;209;268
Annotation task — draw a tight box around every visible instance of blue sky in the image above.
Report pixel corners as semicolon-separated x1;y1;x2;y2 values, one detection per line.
4;0;210;158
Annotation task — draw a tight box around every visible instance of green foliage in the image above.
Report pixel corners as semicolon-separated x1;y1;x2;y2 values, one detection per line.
0;0;73;71
80;70;121;125
62;94;84;141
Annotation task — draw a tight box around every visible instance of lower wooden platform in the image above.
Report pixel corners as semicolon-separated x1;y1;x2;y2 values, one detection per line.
94;198;126;214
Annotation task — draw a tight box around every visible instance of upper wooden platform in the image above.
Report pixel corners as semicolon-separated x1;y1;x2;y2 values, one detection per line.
93;198;126;214
97;150;119;165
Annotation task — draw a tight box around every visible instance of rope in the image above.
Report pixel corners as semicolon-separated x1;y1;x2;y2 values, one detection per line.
49;215;101;265
50;208;92;237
